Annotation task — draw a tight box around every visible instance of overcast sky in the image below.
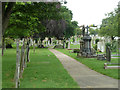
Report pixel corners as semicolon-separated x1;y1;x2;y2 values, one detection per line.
63;0;119;26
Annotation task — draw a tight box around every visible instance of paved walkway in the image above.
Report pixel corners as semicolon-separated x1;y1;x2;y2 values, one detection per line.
49;49;119;88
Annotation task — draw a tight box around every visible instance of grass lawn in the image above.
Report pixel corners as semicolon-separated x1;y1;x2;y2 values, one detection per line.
56;49;119;79
2;49;16;88
2;48;79;88
70;44;80;49
20;48;79;88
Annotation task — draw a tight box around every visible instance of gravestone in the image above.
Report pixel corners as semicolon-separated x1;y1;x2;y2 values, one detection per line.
68;39;70;49
48;40;50;46
97;40;105;52
97;54;106;60
74;36;77;45
106;46;111;62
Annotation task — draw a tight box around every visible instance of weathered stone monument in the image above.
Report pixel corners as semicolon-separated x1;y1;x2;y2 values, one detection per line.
78;25;97;58
106;46;111;62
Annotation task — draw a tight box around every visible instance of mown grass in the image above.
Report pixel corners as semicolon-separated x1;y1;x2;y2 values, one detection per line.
70;44;80;49
56;49;119;79
2;48;79;88
20;48;79;88
2;49;16;88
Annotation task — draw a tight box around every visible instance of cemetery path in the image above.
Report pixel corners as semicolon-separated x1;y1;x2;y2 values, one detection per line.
49;49;119;88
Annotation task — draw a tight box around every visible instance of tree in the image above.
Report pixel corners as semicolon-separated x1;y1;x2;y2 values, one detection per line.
2;2;16;35
99;8;119;40
3;2;64;87
89;28;98;36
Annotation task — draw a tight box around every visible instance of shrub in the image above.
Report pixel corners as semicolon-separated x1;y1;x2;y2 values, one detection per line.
105;43;111;48
93;44;97;50
53;40;57;45
95;39;99;44
5;38;14;48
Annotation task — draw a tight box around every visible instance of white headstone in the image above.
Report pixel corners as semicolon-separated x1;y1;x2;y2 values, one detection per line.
97;41;105;52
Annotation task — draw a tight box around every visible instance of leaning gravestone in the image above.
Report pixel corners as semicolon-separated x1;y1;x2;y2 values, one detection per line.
106;46;111;62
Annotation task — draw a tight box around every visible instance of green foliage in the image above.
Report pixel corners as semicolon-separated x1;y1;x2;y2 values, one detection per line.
99;8;119;37
89;28;98;36
105;43;111;48
105;40;118;52
5;38;14;45
93;44;97;51
5;2;65;39
111;40;118;52
72;37;75;42
64;21;77;39
75;28;82;36
95;39;99;44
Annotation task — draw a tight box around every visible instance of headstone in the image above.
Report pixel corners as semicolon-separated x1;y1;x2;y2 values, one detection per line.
74;36;77;45
46;40;48;47
68;39;70;49
48;40;50;46
97;41;105;52
59;40;62;45
97;54;106;60
57;40;59;45
106;46;111;62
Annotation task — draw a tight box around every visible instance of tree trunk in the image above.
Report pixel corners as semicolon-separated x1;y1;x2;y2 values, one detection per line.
15;39;20;88
26;38;30;62
2;36;5;56
2;2;15;35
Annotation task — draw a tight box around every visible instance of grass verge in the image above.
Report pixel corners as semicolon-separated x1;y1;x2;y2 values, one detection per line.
20;48;79;88
2;48;79;88
56;49;119;79
2;49;16;88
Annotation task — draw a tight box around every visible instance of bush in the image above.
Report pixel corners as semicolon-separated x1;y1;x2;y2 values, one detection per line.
53;40;57;45
105;43;111;48
95;39;99;44
5;38;14;48
111;41;118;52
93;44;97;51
